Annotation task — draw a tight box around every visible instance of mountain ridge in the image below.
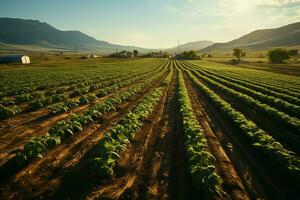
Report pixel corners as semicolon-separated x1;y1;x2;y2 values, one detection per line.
0;18;147;52
200;22;300;52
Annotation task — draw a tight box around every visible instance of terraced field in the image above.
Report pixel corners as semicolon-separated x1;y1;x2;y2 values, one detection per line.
0;58;299;200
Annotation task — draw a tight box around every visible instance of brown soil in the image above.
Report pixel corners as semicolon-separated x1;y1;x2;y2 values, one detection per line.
182;65;293;200
0;60;297;200
0;70;167;167
193;69;300;154
0;68;169;199
183;71;250;200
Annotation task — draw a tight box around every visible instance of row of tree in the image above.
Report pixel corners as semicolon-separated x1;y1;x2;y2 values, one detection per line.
232;48;298;63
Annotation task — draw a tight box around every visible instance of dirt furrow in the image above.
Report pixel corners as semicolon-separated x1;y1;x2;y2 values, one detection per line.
0;66;169;200
85;68;175;200
182;65;290;200
183;71;251;200
0;71;167;167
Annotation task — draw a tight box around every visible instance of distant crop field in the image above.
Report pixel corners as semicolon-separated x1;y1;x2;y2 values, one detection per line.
0;58;299;199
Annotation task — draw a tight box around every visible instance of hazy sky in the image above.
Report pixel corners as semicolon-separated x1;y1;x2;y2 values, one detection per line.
1;0;300;48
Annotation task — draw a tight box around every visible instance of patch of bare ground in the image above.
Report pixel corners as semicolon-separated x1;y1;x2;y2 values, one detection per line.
0;70;168;200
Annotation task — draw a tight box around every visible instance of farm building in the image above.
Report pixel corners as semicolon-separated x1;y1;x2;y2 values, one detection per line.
87;54;99;58
0;55;30;64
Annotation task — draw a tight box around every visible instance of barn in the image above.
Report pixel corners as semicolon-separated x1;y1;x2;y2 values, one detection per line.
0;55;31;64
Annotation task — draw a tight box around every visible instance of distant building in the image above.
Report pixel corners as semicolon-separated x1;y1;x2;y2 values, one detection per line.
88;54;99;58
0;55;30;64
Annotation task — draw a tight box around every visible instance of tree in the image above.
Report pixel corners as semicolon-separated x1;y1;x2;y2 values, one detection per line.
268;49;290;63
133;50;139;57
176;50;200;60
233;48;246;63
288;49;298;56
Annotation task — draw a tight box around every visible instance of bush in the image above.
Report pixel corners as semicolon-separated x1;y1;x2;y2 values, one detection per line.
0;104;22;119
268;49;290;63
176;50;200;60
288;49;298;56
230;59;238;64
233;48;246;63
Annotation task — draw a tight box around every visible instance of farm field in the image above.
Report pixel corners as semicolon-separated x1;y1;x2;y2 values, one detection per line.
0;58;299;200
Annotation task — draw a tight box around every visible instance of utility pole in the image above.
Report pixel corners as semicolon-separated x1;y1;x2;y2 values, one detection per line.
178;40;180;54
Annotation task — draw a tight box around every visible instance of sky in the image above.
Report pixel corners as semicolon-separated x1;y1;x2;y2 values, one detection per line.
1;0;300;48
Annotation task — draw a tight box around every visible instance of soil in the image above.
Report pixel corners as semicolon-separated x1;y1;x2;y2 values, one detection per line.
0;60;298;200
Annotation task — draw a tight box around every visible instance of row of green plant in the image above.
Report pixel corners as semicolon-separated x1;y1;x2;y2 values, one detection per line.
194;68;300;118
1;63;160;107
212;70;300;99
184;67;300;185
47;66;166;116
177;68;224;199
34;68;159;111
161;61;174;85
0;64;165;120
187;60;300;95
0;104;22;120
210;67;300;94
199;68;300;106
14;69;166;166
183;65;300;135
90;87;164;176
0;59;165;97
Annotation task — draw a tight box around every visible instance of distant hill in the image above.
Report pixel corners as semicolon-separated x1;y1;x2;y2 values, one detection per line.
0;18;147;52
201;22;300;52
166;40;213;53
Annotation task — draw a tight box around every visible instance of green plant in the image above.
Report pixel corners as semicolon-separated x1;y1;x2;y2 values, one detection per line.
268;48;290;63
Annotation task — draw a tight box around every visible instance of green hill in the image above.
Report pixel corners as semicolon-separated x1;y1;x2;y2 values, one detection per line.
166;40;214;53
201;22;300;52
0;18;146;52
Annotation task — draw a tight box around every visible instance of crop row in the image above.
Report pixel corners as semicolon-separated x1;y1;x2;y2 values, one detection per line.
183;66;300;185
14;68;166;166
0;61;163;106
90;87;164;176
177;67;223;198
47;65;167;116
194;67;300;106
0;59;165;97
200;67;300;96
212;70;300;99
187;61;300;96
190;67;300;118
0;64;166;120
183;65;300;136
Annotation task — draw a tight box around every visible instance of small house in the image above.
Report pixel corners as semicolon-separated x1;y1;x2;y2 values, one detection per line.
88;54;99;58
0;55;30;64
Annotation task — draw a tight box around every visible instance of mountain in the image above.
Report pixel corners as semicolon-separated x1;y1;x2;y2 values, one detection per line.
201;22;300;52
0;18;146;52
166;40;213;53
